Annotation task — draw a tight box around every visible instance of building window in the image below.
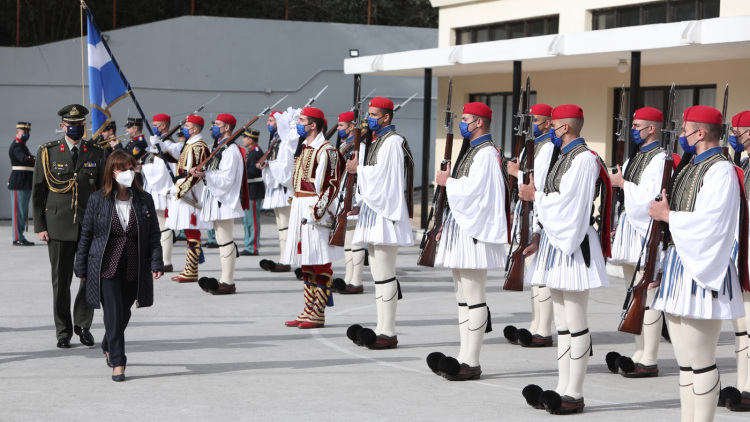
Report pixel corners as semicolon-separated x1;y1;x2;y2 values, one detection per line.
469;91;537;157
593;0;720;30
611;84;717;162
456;16;559;46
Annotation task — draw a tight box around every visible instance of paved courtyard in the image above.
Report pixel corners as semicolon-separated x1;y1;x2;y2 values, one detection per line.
0;216;745;421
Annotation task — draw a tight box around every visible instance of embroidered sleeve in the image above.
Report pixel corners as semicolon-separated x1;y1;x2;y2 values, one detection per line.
175;143;208;200
312;147;343;222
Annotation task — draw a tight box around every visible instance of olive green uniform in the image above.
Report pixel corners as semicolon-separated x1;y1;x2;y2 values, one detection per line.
32;138;105;341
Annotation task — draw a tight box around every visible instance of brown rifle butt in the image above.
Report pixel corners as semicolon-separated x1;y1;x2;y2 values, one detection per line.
503;250;525;291
617;285;648;335
328;216;347;247
417;235;437;268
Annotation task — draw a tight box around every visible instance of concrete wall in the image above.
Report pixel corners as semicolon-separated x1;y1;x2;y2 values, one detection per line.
435;0;744;47
434;58;750;172
0;16;437;220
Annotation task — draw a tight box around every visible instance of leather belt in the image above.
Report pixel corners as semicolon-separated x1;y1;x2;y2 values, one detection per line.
11;166;34;171
294;192;317;198
247;177;263;183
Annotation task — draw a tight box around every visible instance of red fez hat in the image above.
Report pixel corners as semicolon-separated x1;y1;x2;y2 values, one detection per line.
552;104;584;120
271;111;282;119
634;107;663;122
339;111;355;122
462;102;492;119
186;114;204;126
683;105;721;126
216;113;237;127
732;111;750;128
369;97;394;110
530;104;553;117
302;107;325;120
153;113;171;123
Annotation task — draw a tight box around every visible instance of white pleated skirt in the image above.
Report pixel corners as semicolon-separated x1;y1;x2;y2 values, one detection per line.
527;226;609;291
352;202;414;247
262;184;292;209
609;212;647;266
651;245;745;320
165;184;212;230
435;211;507;270
199;189;244;222
282;196;344;266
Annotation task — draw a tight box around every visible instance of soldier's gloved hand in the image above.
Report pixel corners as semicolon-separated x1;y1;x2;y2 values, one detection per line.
148;135;161;147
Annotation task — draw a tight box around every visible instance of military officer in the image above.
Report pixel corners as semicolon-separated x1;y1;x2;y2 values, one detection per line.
8;121;36;246
117;117;148;185
32;104;105;348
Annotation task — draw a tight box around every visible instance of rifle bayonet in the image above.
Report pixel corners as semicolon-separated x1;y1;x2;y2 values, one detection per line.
394;92;419;112
304;85;329;108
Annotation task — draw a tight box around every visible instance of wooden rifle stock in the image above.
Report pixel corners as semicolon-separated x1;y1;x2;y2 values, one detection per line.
256;137;279;168
417;132;453;267
325;126;337;141
329;127;361;247
504;140;533;291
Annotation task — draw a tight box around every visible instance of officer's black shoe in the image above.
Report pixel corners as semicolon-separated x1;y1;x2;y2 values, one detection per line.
74;326;95;347
12;240;35;246
56;339;71;349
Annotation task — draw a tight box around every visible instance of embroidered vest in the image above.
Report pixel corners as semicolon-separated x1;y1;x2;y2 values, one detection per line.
623;145;663;185
364;130;415;218
742;158;750;199
454;140;495;178
671;153;728;213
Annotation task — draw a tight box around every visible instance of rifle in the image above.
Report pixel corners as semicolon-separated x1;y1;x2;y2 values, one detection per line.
161;93;222;143
196;94;288;172
325;126;338;141
503;75;534;291
618;83;677;335
329;76;364;247
256;86;329;168
507;91;525;207
417;77;455;267
720;84;730;158
394;92;419;112
611;86;628;231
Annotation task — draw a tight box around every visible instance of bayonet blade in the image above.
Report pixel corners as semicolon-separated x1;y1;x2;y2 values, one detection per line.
305;85;329;107
394;92;419;112
196;93;222;114
269;94;288;112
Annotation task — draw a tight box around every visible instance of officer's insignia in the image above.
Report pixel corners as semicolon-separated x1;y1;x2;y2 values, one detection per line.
70;106;79;116
133;147;140;155
83;162;97;168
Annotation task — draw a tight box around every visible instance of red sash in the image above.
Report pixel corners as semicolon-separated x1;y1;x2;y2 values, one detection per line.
593;152;612;258
672;153;681;170
734;166;750;292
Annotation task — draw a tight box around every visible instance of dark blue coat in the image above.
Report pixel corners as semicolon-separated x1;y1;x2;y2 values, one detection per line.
74;189;163;309
8;139;35;190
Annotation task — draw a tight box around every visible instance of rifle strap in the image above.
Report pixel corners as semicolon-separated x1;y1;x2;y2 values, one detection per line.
620;221;653;312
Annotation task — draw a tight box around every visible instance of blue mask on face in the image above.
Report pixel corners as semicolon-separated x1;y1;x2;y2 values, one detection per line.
152;126;162;137
729;135;742;152
296;123;309;138
459;120;475;139
19;133;29;142
367;116;382;132
533;124;543;138
211;125;221;140
630;127;647;146
66;125;85;141
182;127;191;139
679;130;699;154
267;125;276;134
338;129;348;139
549;127;562;148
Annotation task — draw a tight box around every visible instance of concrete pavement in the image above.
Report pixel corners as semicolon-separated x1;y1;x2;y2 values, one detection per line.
0;216;746;421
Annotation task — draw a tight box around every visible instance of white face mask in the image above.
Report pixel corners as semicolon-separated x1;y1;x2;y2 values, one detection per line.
115;170;135;188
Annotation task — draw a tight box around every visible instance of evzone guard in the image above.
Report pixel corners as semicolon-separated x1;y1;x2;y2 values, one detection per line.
425;102;508;381
648;105;748;420
345;97;414;350
259;110;294;273
504;103;556;348
722;110;750;412
191;113;250;295
282;107;344;329
334;111;367;295
142;113;178;273
164;114;212;282
520;105;612;415
607;107;671;378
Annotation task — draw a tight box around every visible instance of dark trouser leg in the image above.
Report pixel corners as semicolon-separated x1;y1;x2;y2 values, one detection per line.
48;239;77;340
73;272;94;330
101;274;134;367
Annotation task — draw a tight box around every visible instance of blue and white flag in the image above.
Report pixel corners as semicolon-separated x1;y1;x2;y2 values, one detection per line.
86;8;128;139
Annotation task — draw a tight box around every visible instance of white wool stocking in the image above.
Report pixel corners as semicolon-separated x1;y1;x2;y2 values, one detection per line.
536;286;554;337
551;289;570;396
157;212;173;266
214;219;236;285
529;285;540;334
453;270;469;363
344;229;365;287
639;288;662;366
551;289;590;399
740;292;750;393
370;245;399;337
275;206;291;262
457;268;488;368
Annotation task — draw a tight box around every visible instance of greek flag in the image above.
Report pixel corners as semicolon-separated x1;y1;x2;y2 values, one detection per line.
86;8;128;139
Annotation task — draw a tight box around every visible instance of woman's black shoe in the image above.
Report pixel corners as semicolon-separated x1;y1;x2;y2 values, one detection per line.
104;350;114;368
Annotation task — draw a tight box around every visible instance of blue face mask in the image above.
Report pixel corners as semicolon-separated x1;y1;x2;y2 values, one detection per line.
296;123;309;138
182;127;191;139
211;125;221;140
152;126;162;137
679;130;699;154
19;133;29;142
338;129;348;139
533;124;543;138
268;124;276;134
367;116;382;132
729;135;742;152
66;125;85;141
549;126;562;148
459;120;476;139
630;127;647;146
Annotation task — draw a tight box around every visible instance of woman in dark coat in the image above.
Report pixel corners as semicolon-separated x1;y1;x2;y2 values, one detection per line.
75;150;163;382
